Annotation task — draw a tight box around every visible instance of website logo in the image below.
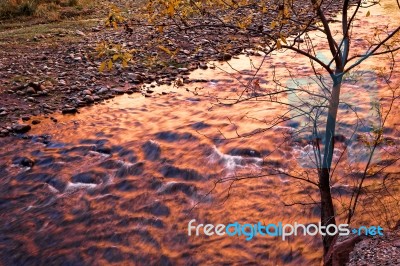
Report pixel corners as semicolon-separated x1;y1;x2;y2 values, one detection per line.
188;219;383;241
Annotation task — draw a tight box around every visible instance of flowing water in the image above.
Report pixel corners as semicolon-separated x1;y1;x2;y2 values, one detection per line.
1;1;399;265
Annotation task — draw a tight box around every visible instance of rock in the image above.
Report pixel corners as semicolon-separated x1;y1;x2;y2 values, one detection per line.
116;162;144;178
26;87;36;94
12;124;31;134
325;235;365;266
95;145;112;154
175;78;184;87
0;129;9;137
76;100;87;107
0;111;8;116
13;156;35;167
84;95;95;103
128;86;140;93
62;107;77;114
178;67;189;73
112;88;125;95
91;27;101;32
199;62;208;70
75;30;86;37
71;171;107;184
219;53;232;61
32;120;41;125
97;87;108;94
130;74;143;84
82;89;92;95
228;148;262;158
21;116;30;121
142;140;161;161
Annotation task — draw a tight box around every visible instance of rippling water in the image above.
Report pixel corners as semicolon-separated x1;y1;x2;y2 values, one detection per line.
1;1;399;265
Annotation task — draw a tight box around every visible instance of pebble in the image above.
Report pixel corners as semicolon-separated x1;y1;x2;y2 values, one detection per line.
21;116;31;121
13;156;35;167
12;124;31;134
26;87;36;94
62;107;77;114
199;62;208;70
75;30;86;37
178;68;189;73
84;95;94;103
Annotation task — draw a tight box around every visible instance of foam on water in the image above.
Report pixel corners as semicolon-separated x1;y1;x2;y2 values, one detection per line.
208;145;262;173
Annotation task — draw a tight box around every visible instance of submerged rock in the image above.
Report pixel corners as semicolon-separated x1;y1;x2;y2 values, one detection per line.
12;156;35;167
142;201;170;217
227;148;262;158
160;165;204;181
71;171;107;184
142;140;161;161
116;162;145;178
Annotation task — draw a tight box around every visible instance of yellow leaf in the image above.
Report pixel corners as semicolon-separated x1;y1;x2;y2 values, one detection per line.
99;61;107;72
366;10;370;17
158;45;173;56
270;21;277;29
262;6;267;13
108;60;113;70
167;4;174;17
112;54;120;61
281;36;287;44
122;60;128;68
276;40;282;49
158;26;164;33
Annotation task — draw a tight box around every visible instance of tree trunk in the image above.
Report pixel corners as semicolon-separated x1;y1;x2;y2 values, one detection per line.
320;168;337;257
320;71;343;259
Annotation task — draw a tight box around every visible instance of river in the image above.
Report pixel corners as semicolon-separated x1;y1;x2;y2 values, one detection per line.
0;1;399;265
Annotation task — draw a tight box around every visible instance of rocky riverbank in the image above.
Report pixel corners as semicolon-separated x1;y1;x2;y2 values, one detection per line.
347;225;400;266
325;222;400;265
